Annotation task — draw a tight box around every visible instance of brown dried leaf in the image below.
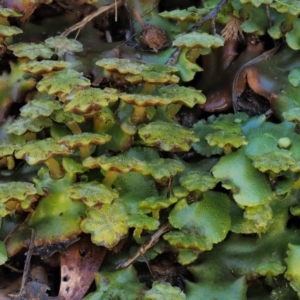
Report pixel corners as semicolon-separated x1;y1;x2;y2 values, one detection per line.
59;234;106;300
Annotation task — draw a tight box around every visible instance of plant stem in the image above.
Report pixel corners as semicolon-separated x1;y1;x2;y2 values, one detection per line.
141;83;155;95
67;121;82;135
131;106;146;124
79;146;90;160
7;156;15;170
132;8;145;29
130;83;155;124
223;145;232;155
93;115;110;133
24;132;37;142
102;170;119;186
152;210;159;220
44;157;65;179
65;121;91;160
93;109;115;134
133;228;143;242
292;176;300;189
282;14;297;28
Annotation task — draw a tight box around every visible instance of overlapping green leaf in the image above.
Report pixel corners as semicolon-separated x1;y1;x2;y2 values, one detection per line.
64;87;118;114
44;36;83;56
288;68;300;87
173;32;224;49
285;244;300;296
6;116;53;135
128;214;159;240
8;42;53;60
180;171;218;193
271;0;300;15
83;266;146;300
240;6;269;35
37;69;90;97
212;149;273;207
58;133;111;149
21;60;71;74
0;5;22;17
15;138;72;165
144;282;186;300
156;84;206;107
138;121;199;152
211;113;248;134
119;93;170;107
286;19;300;50
114;172;159;214
230;202;274;234
83;154;146;173
0;143;16;157
245;121;300;161
0;242;7;265
125;63;179;85
50;109;85;124
81;200;129;248
139;196;178;219
20;96;61;118
206;131;247;151
165;191;231;251
185;269;247;300
0;25;22;38
5;168;86;249
192;121;223;156
67;181;119;207
252;151;295;173
240;0;272;7
0;182;37;201
146;158;185;181
159;9;200;22
96;58;143;75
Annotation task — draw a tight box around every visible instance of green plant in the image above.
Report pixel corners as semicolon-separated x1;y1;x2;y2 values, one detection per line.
1;0;300;299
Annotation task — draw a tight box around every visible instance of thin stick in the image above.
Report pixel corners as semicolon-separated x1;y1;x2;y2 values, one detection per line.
61;0;124;37
3;264;23;273
4;213;32;244
167;175;173;199
190;0;228;31
167;47;181;66
266;5;272;29
142;254;154;277
19;228;35;297
75;28;81;40
116;223;171;269
132;8;145;29
115;0;118;22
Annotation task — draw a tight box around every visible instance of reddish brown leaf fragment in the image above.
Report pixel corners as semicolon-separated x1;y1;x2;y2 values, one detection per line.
59;234;106;300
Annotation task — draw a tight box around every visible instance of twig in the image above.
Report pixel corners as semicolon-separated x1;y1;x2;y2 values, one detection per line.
168;1;229;66
60;0;124;37
122;1;160;47
167;47;181;66
3;264;23;273
167;175;173;198
116;223;171;269
114;0;118;22
132;8;145;29
19;228;35;297
142;254;154;277
190;0;228;32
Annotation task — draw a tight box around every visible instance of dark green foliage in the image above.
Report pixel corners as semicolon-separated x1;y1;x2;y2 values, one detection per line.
1;0;300;299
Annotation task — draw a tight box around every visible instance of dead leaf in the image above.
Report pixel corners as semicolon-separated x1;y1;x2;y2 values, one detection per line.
59;234;106;300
